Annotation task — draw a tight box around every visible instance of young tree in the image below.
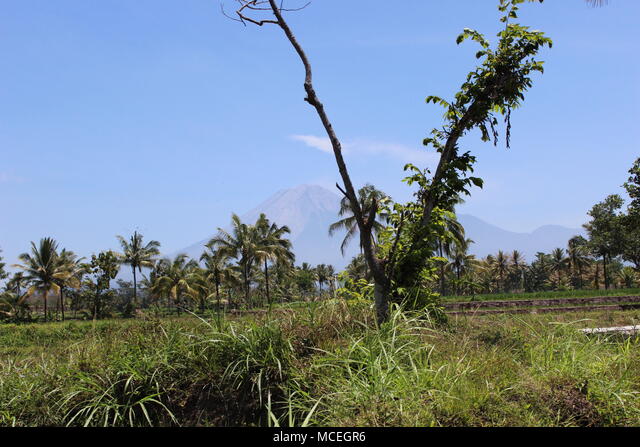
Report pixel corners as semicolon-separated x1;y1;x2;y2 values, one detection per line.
89;250;120;319
229;0;551;322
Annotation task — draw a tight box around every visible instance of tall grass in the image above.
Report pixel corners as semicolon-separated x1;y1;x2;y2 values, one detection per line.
1;303;640;426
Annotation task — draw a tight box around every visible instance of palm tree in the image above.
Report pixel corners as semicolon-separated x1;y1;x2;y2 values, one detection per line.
116;231;161;310
447;239;476;295
13;238;70;322
200;247;231;310
549;248;569;289
208;214;257;306
510;250;526;291
152;254;198;312
315;264;331;295
54;249;84;321
328;184;390;255
567;236;591;289
346;254;369;282
435;213;467;295
6;272;27;300
254;213;295;306
0;248;7;282
493;251;510;293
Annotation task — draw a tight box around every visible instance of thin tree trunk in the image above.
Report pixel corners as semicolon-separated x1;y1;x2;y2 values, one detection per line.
267;0;390;323
603;255;609;290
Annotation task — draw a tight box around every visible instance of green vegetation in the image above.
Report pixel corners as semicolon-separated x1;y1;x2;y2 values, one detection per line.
444;288;640;303
2;304;640;427
0;0;635;428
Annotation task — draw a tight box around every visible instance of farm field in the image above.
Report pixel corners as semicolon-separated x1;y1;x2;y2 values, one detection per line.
442;288;640;303
2;302;640;427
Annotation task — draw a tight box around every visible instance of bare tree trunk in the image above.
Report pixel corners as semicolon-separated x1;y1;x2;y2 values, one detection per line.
266;1;390;323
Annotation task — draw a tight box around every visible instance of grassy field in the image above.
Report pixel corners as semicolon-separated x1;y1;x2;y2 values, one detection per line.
1;302;640;427
442;288;640;303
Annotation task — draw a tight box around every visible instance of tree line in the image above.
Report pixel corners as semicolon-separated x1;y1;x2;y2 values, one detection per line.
0;213;339;322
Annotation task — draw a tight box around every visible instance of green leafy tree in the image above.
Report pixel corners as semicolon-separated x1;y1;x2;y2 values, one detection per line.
583;195;625;289
89;250;120;319
622;158;640;270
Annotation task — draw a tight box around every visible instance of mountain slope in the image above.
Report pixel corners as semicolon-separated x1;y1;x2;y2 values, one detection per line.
173;185;585;269
175;184;360;268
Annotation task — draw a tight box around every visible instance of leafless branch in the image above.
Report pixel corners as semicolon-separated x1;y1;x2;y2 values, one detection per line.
222;0;311;26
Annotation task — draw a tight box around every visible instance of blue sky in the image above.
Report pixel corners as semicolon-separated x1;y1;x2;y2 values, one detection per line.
1;0;638;266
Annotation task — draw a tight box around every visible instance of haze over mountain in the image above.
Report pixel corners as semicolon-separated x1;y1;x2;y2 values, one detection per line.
173;184;585;269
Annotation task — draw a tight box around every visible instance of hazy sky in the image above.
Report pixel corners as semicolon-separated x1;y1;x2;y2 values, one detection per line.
1;0;638;265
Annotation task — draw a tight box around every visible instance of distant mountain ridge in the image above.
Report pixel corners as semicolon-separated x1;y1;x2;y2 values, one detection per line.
173;185;585;269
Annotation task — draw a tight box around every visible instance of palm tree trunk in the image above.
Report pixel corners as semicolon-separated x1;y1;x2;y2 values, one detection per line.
264;259;270;306
578;265;583;289
43;289;48;322
132;267;137;309
60;288;65;321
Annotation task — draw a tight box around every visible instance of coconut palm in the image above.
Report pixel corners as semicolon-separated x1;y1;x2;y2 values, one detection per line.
329;184;390;256
152;254;199;312
435;214;467;295
346;254;369;282
315;264;332;294
116;231;161;309
200;247;232;310
447;240;477;295
13;238;71;321
254;213;295;306
54;249;84;321
0;248;7;282
567;236;592;289
208;214;258;306
510;250;526;291
6;272;27;299
618;267;637;289
549;248;569;290
493;251;510;293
